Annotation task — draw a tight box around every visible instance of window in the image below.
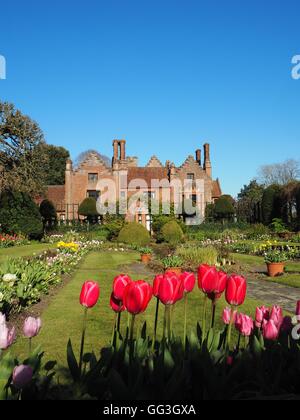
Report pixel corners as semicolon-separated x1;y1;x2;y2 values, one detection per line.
120;191;126;198
87;190;100;200
187;173;195;180
88;173;98;183
143;191;156;199
189;194;197;203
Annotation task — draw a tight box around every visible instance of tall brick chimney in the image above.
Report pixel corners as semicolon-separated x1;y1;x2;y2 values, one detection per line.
120;140;126;160
203;143;212;178
113;140;119;162
195;149;202;166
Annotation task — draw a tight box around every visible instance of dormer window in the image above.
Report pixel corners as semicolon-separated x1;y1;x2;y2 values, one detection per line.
88;173;98;183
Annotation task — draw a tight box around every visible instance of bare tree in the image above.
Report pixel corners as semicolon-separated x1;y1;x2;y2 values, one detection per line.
257;159;300;186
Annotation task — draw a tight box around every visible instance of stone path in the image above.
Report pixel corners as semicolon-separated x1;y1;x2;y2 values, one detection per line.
246;277;300;313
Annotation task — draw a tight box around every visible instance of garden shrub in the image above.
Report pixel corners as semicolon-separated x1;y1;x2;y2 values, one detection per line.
261;185;283;225
0;191;43;240
118;222;150;247
152;215;186;242
40;199;57;229
214;195;235;222
161;220;184;246
78;198;99;223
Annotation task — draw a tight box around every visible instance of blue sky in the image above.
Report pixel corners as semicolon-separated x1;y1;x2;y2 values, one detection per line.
0;0;299;196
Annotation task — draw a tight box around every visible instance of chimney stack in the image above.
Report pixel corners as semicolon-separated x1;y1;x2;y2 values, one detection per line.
203;143;212;178
113;140;119;162
120;140;126;160
195;149;202;165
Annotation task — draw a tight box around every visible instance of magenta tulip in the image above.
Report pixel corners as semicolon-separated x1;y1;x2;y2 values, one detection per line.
113;274;132;301
296;301;300;318
281;316;293;333
23;317;42;339
80;281;100;308
13;365;33;389
262;319;280;341
222;307;237;325
255;306;270;329
269;305;283;328
225;275;247;306
235;313;254;337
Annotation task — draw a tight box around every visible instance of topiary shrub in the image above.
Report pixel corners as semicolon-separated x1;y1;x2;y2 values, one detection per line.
261;185;283;226
78;198;99;223
40;199;57;229
0;191;43;240
118;222;151;247
214;195;235;222
161;220;184;246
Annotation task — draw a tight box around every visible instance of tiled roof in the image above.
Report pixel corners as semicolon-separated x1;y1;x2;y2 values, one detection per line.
212;179;222;198
46;185;65;204
125;167;169;188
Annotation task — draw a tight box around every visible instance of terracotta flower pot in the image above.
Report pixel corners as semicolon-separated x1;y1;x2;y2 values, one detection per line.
267;263;285;277
165;267;182;276
141;254;152;264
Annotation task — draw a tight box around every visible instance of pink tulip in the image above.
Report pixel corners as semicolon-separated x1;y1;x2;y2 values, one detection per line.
296;301;300;318
255;306;270;329
80;281;100;308
23;317;42;339
0;315;16;350
180;272;196;294
269;305;283;328
13;365;33;389
222;307;237;325
235;313;254;337
262;319;280;341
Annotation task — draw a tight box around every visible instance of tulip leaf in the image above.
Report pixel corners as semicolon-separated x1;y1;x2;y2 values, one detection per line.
0;352;14;400
67;339;80;382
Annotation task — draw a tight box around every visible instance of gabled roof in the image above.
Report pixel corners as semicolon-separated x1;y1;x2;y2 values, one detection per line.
146;155;163;168
124;167;169;189
77;152;109;169
212;179;222;198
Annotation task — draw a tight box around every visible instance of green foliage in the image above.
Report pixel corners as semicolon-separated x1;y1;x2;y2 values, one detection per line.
78;198;98;223
176;245;219;267
214;195;235;221
42;144;70;185
40;200;57;227
270;218;288;234
161;255;183;269
261;185;283;225
161;221;184;246
118;222;151;247
264;249;289;264
0;191;43;240
0;101;48;195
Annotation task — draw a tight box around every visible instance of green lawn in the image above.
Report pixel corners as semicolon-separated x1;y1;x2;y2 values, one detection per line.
0;243;53;263
12;250;265;367
233;253;300;288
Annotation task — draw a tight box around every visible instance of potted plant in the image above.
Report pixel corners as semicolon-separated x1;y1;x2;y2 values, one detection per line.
162;255;183;276
264;249;288;277
139;247;153;264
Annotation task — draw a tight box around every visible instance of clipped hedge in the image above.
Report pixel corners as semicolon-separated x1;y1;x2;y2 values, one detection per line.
118;222;150;247
161;220;184;246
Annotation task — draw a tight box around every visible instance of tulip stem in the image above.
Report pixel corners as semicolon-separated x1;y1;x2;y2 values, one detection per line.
226;306;235;351
152;297;160;352
29;338;32;355
163;305;168;341
202;295;208;343
167;305;171;342
129;314;136;362
111;313;118;347
79;307;88;376
211;300;217;329
183;293;188;351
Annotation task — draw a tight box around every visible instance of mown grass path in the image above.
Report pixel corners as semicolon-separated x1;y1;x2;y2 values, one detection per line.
0;243;53;263
12;250;265;367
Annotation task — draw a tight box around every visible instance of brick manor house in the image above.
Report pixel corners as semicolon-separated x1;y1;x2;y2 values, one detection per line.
44;140;222;229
